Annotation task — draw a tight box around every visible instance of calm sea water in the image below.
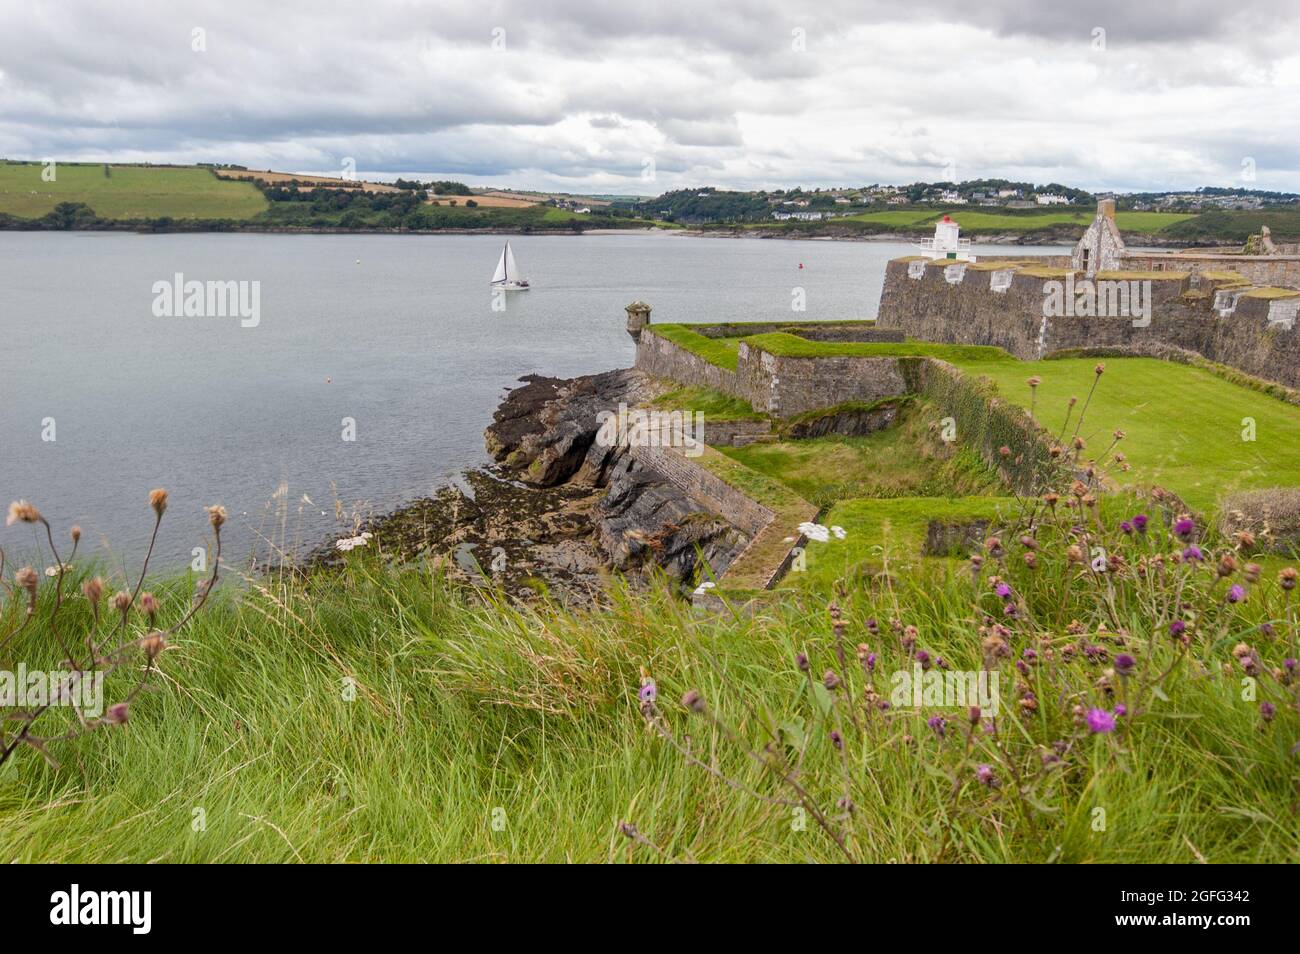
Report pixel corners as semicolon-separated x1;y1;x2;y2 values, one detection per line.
0;231;1065;569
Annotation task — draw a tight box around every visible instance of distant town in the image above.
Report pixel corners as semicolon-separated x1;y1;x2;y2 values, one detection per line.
3;159;1298;244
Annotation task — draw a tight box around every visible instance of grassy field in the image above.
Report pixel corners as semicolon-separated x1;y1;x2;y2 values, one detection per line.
0;162;268;220
949;355;1300;511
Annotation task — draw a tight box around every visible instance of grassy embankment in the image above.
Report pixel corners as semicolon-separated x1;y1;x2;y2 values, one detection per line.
1;529;1295;863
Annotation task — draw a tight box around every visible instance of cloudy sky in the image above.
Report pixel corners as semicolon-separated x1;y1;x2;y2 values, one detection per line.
2;0;1298;195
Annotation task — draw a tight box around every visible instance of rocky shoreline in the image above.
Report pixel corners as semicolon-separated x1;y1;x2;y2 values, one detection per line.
306;368;750;605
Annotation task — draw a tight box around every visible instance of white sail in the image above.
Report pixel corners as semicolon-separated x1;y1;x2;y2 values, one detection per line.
490;245;508;284
504;242;520;282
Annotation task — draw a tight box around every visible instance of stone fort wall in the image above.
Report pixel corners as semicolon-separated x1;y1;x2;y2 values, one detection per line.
877;257;1300;388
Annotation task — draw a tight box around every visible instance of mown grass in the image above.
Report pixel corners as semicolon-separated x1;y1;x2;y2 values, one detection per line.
741;333;1011;363
0;163;268;220
949;356;1300;512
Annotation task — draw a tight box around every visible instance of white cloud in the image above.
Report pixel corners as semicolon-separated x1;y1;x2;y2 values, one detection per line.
0;0;1297;193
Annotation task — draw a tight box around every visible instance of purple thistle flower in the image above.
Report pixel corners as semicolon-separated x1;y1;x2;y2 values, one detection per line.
1114;653;1136;676
1114;703;1128;717
1227;584;1245;604
1285;658;1297;672
866;617;879;634
1174;517;1195;539
1120;521;1134;535
976;764;996;787
1085;708;1116;734
795;652;810;672
638;681;657;704
1132;513;1149;532
1003;602;1018;618
1182;545;1203;562
830;729;843;750
1169;619;1187;637
1260;702;1276;722
927;715;946;738
865;652;877;671
995;582;1012;599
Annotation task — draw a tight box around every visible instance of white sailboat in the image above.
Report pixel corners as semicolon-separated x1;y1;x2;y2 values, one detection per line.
489;241;530;290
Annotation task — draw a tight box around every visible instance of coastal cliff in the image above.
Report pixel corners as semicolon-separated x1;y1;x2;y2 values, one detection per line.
316;368;750;604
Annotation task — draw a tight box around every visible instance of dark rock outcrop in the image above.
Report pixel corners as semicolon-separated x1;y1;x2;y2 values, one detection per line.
318;368;749;604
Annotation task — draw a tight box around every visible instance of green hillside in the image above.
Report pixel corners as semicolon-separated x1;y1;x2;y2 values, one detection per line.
0;162;268;220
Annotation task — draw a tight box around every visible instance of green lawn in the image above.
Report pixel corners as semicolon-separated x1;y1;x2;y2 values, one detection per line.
740;333;1009;363
0;162;269;220
950;356;1300;511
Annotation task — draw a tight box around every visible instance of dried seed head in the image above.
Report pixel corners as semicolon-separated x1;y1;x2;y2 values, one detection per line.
148;487;168;519
104;702;129;725
6;500;40;526
206;504;227;531
681;689;705;713
14;566;38;598
70;525;82;543
141;630;166;660
111;590;133;615
1281;567;1297;591
139;592;159;618
81;576;104;605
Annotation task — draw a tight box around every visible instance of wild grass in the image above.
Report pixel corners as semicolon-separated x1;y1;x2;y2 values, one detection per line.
651;384;767;421
1;534;1293;862
719;403;1001;507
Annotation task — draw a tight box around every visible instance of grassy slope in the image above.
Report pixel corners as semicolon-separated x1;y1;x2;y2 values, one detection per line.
949;356;1300;512
0;163;268;220
787;496;1020;587
718;408;1000;508
2;552;1293;863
